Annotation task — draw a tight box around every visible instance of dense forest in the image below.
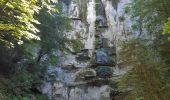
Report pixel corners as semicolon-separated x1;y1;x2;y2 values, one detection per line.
0;0;170;100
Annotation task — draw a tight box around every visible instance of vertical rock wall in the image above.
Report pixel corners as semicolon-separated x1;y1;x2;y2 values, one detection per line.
84;0;96;56
40;0;132;100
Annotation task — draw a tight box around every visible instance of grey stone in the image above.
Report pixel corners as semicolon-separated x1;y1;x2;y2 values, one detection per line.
96;48;115;65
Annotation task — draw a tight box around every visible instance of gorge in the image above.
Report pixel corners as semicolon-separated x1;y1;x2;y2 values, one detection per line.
1;0;170;100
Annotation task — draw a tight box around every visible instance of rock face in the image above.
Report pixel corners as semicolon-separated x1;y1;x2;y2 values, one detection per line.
52;84;111;100
40;0;132;100
96;48;115;66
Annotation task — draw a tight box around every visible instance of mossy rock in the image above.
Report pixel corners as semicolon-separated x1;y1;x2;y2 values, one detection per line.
95;48;116;66
76;53;90;62
87;78;109;86
95;66;113;78
74;68;96;81
109;80;118;89
95;36;104;49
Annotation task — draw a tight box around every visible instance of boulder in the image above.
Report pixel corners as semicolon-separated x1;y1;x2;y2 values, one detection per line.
74;68;96;81
96;48;115;66
95;66;113;78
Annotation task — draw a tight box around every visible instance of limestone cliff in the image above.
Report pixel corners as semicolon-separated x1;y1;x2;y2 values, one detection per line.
40;0;132;100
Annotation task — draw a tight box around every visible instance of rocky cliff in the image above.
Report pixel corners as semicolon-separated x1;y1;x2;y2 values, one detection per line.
40;0;132;100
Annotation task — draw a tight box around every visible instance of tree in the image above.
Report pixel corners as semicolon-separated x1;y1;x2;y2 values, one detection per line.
128;0;170;36
0;0;59;71
0;0;58;46
35;5;71;63
0;0;72;99
118;39;169;100
0;0;40;47
118;1;170;99
163;18;170;35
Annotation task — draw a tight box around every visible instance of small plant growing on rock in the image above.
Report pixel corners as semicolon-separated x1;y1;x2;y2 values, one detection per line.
69;39;83;53
119;16;125;22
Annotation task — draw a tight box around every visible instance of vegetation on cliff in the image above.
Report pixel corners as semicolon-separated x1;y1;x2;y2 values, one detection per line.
118;0;170;99
0;0;170;100
0;0;71;99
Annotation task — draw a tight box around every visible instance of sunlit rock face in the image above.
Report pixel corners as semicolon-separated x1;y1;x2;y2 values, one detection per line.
40;0;132;100
84;0;96;57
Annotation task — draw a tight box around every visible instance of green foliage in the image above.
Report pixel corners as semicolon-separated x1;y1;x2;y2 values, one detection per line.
36;6;71;58
0;61;48;99
119;0;170;99
159;26;170;94
0;1;71;99
124;5;130;14
35;94;49;100
0;64;48;99
127;0;170;36
95;37;101;48
163;18;170;35
10;70;35;92
0;0;39;47
0;0;59;47
118;39;170;100
69;39;83;53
